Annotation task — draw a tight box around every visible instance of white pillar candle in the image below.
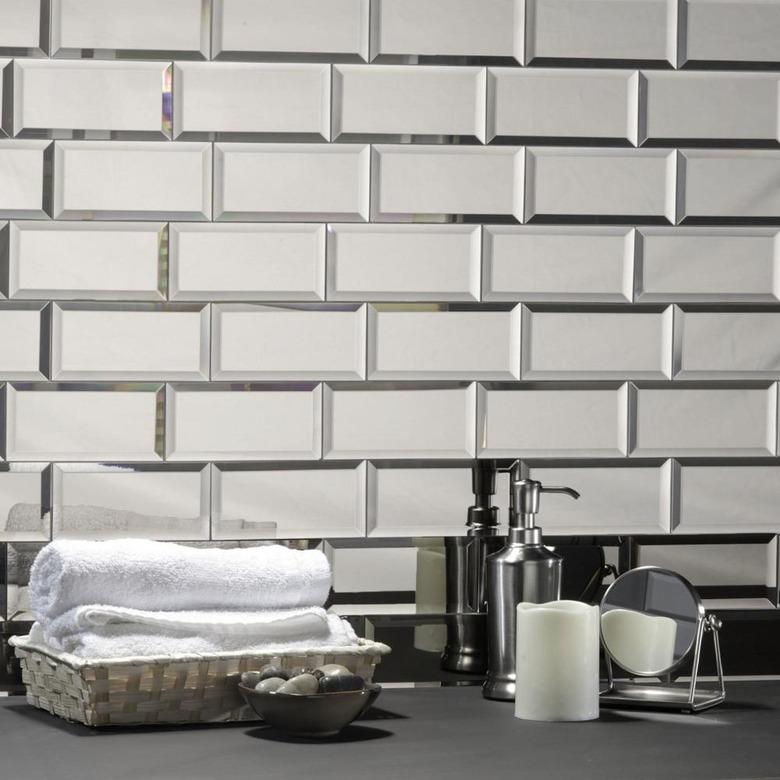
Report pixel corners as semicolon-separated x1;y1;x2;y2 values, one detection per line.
601;608;677;675
413;545;447;653
515;600;600;722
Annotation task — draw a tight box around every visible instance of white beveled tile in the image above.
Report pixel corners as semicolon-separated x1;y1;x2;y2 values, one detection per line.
212;463;366;539
477;384;630;458
525;462;672;535
169;223;325;301
166;385;322;461
676;310;780;379
487;68;639;144
632;386;777;457
6;385;163;461
483;226;634;303
323;384;477;459
637;227;780;303
366;464;511;537
0;140;49;219
525;0;676;64
0;60;8;136
13;60;171;138
52;464;209;540
367;306;521;380
174;62;330;140
680;151;780;220
525;147;677;222
0;0;46;54
333;64;486;142
327;224;480;302
51;304;210;381
683;0;780;63
677;465;780;533
212;304;366;381
213;0;369;60
0;303;46;380
214;143;370;221
522;308;673;380
9;221;165;301
371;145;522;221
643;72;779;142
370;0;522;60
52;0;210;58
0;465;49;542
324;541;417;594
53;141;212;221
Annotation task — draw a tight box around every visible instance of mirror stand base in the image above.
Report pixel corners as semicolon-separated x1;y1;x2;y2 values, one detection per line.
599;682;725;713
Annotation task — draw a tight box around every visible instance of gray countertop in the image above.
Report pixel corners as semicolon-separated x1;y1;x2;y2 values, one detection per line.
2;682;780;780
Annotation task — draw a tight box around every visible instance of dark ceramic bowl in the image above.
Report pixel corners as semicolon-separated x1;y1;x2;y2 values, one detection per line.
238;682;381;737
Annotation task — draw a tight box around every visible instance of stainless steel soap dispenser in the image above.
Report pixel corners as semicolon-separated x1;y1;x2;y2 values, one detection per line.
483;478;580;701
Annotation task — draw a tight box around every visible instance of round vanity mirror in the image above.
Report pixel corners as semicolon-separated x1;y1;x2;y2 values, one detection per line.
600;566;703;677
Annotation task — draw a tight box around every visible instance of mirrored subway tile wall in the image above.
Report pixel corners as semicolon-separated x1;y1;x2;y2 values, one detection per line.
2;0;780;618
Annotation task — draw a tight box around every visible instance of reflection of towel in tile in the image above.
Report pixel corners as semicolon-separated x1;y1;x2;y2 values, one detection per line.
29;539;333;623
4;504;45;536
34;608;358;660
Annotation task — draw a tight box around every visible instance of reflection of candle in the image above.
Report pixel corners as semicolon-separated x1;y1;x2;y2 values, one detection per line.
515;601;599;722
601;608;677;674
414;546;446;653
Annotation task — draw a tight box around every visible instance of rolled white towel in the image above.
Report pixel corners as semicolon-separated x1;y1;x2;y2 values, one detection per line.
29;539;332;623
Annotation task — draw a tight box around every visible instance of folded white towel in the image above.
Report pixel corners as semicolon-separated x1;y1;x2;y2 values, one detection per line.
29;539;332;624
34;612;359;660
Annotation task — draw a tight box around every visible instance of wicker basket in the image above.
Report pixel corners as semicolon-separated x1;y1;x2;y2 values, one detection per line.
10;634;390;727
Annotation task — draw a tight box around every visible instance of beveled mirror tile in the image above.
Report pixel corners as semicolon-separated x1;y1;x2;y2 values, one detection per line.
51;303;209;381
212;462;366;540
371;145;522;222
0;464;49;542
522;307;673;380
525;0;676;64
13;60;171;139
323;384;477;459
0;140;49;219
53;141;212;221
483;226;634;303
679;151;780;220
683;0;780;63
678;465;780;533
51;0;210;59
370;0;522;60
366;464;511;537
174;62;330;141
166;384;322;461
477;383;630;458
0;0;47;56
525;147;677;223
324;539;417;595
643;72;779;143
9;221;166;301
367;305;521;380
212;304;365;381
332;64;486;142
327;224;480;302
214;143;370;221
676;310;780;379
169;223;325;302
213;0;370;61
487;68;639;144
0;302;47;381
636;227;779;303
52;463;209;540
632;385;777;457
6;384;164;462
0;60;9;137
526;462;672;535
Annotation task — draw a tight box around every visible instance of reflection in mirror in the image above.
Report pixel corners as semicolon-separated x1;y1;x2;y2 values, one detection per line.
600;567;700;676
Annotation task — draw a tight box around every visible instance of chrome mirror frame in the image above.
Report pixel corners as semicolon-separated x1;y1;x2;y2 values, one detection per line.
599;566;725;713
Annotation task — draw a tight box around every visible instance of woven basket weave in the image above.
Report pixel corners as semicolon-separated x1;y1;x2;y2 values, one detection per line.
10;634;390;727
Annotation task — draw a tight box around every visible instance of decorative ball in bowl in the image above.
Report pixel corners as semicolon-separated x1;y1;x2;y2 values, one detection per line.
238;663;381;737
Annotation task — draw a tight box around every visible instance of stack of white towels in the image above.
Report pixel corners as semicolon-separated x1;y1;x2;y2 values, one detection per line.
27;539;358;660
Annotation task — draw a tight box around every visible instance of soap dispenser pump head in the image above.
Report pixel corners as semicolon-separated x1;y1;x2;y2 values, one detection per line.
509;479;580;544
